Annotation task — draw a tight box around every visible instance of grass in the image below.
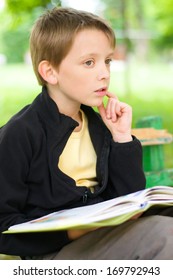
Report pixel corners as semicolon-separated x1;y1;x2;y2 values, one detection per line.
0;64;40;125
0;254;20;260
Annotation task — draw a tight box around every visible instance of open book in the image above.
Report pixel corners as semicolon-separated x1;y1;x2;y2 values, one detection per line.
4;185;173;234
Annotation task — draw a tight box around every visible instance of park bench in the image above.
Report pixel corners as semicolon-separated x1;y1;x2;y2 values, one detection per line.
132;116;173;188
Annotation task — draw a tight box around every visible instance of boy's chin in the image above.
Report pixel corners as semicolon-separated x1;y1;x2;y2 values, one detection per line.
86;99;104;108
95;100;104;107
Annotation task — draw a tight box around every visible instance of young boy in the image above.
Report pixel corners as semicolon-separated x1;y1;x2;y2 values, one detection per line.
0;7;173;260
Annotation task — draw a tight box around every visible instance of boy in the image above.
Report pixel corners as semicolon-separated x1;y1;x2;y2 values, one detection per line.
0;7;172;260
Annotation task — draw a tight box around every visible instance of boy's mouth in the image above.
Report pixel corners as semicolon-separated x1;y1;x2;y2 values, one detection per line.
95;87;107;96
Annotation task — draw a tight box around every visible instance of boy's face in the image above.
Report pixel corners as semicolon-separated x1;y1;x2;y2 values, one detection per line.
53;29;114;108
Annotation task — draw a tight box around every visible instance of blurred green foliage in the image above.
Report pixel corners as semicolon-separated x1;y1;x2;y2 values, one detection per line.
6;0;51;12
0;0;61;63
151;0;173;49
2;24;29;62
101;0;173;56
0;0;173;63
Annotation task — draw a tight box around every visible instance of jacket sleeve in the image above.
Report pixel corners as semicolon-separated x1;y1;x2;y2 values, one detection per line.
0;121;70;257
104;136;146;199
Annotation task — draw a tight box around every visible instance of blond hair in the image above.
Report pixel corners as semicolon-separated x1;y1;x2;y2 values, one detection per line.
30;7;116;85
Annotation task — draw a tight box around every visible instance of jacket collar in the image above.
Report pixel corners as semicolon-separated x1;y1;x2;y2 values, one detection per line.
31;86;77;128
31;86;110;143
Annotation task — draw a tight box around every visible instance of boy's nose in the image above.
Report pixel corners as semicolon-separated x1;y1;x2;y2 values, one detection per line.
97;66;110;81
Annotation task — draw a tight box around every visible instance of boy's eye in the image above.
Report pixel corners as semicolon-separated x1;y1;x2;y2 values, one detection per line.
84;60;94;67
105;58;112;65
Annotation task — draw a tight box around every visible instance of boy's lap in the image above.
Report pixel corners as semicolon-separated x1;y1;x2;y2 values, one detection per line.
35;215;173;260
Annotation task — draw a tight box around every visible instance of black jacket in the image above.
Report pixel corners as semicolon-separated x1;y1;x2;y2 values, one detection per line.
0;87;146;256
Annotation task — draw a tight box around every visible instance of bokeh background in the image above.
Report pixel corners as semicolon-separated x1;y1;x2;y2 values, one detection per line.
0;0;173;166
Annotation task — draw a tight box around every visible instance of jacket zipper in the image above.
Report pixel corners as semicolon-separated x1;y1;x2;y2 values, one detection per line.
83;190;88;203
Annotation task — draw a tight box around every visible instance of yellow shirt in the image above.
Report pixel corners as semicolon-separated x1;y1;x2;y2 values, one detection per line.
58;110;98;191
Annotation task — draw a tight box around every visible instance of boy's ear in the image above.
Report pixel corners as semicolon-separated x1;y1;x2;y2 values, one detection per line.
38;60;58;85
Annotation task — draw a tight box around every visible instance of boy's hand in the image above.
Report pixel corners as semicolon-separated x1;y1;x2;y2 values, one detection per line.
67;227;98;240
97;92;133;143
